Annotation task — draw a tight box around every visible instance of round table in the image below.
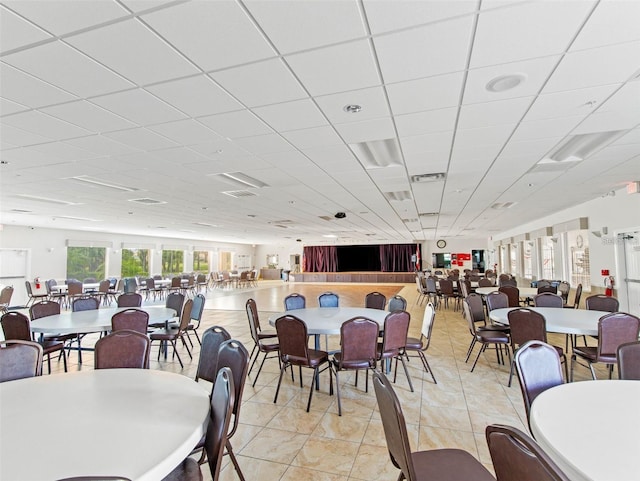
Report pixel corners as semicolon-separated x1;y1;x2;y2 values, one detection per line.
488;307;609;336
530;380;640;481
268;307;390;336
475;286;538;297
0;369;210;481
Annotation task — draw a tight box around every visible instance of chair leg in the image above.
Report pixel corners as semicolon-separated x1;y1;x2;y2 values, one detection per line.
170;340;183;368
418;351;437;384
248;344;259;373
465;338;477;362
395;354;414;392
226;440;246;481
335;369;342;416
306;367;317;412
61;348;67;372
252;352;269;387
273;362;288;404
470;344;486;372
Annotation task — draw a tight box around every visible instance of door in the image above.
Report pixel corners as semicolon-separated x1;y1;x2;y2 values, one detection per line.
621;232;640;317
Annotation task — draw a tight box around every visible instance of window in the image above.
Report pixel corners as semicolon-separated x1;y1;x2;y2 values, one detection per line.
523;242;533;279
219;251;232;271
567;230;591;291
67;247;106;280
510;244;518;276
162;250;184;276
121;248;149;277
541;237;555;279
193;251;209;273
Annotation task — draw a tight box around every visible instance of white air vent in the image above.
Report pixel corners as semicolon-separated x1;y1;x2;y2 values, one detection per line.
419;212;439;217
319;215;334;221
411;173;446;183
539;130;627;164
11;208;32;213
272;224;289;229
491;202;516;210
128;198;167;205
17;194;80;206
402;218;419;223
211;172;268;188
70;175;138;192
384;191;412;201
350;138;403;169
222;190;257;198
269;220;294;225
528;162;575;174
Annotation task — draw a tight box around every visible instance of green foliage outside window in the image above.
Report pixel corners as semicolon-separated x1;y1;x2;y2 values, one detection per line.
121;249;149;277
193;251;209;273
67;247;105;280
162;250;184;276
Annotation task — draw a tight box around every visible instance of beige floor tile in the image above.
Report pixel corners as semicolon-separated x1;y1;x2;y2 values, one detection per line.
312;412;370;443
292;437;359;475
268;406;325;434
349;444;401;480
217;456;288;481
280;466;348;481
240;427;309;464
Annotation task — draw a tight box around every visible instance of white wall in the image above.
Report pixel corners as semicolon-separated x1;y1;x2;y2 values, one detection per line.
255;242;302;272
421;238;491;271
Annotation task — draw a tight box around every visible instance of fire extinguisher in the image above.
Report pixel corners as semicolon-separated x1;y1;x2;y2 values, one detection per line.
605;276;615;296
34;277;42;290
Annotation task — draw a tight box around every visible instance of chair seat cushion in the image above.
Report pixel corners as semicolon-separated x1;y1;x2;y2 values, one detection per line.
476;330;509;343
258;331;278;339
333;352;373;369
307;349;329;368
573;345;616;363
405;336;424;350
150;328;179;340
411;448;495;481
258;340;279;351
162;457;203;481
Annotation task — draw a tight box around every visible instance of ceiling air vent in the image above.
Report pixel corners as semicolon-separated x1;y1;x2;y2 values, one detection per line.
222;190;257;198
384;191;412;201
17;194;80;206
211;172;268;188
410;172;446;183
350;138;403;169
539;130;627;164
491;202;516;210
11;209;32;213
419;212;439;217
128;198;167;205
319;215;334;221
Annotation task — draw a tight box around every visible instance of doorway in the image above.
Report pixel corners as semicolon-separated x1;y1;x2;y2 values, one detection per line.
472;249;486;273
619;231;640;317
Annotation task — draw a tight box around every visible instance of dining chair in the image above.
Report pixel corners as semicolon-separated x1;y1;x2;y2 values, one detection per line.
0;339;43;382
70;296;100;364
1;311;67;373
486;424;571;481
95;280;111;306
437;279;459;310
478;277;494;287
372;370;495;481
485;291;509;312
94;330;151;369
332;316;379;416
415;276;427;305
388;294;407;312
533;293;563;308
404;302;437;384
463;298;510;372
364;291;386;310
194;326;231;384
184;293;205;346
563;283;582;309
164;368;235;481
617;341;640;380
284;293;306;310
66;281;84;304
0;285;14;314
377;310;414;392
557;281;571;305
45;279;66;307
514;340;564;430
24;280;48;307
165;292;185;322
537;285;558;295
150;299;193;368
111;308;149;334
116;292;142;308
571;312;640;381
30;300;77;348
245;298;279;387
273;314;334;412
584;294;619;312
507;308;567;387
499;286;520;307
424;277;439;307
318;292;339;307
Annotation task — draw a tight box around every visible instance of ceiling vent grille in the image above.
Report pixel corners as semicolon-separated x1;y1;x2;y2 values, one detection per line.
419;212;439;217
17;194;80;206
128;198;167;205
539;130;627;164
222;190;257;198
350;138;403;169
319;215;334;221
491;202;516;210
411;172;446;183
211;172;268;189
10;208;32;213
384;191;412;201
70;175;138;192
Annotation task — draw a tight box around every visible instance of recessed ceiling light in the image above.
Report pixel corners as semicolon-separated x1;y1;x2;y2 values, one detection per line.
0;160;9;165
486;73;527;92
323;234;337;238
343;104;362;113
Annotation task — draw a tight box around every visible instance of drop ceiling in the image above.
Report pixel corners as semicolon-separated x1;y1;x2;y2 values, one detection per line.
1;0;639;245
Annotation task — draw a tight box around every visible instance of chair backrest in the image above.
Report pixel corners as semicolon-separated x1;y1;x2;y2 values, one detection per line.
0;285;14;305
245;298;262;343
381;311;410;355
72;297;100;312
318;292;339;308
499;286;520;307
98;280;110;293
485;291;509;312
165;292;185;319
617;341;640;380
171;276;182;288
339;317;379;364
216;339;249;437
508;308;547;348
478;278;493;287
388;295;407;312
533;293;563;308
425;277;437;294
44;279;55;295
372;370;416;481
195;326;231;383
585;295;619;312
537;285;557;294
597;312;640;358
499;277;517;288
94;330;151;369
462;298;477;336
1;311;32;341
111;308;149;334
67;281;83;296
204;368;235;481
177;299;193;332
438;279;454;296
30;300;61;319
145;278;156;290
557;281;570;302
0;340;43;382
365;291;387;310
284;293;306;311
571;283;583;308
486;424;571;481
420;302;436;348
514;341;564;426
24;280;34;296
459;279;471;298
466;293;485;323
275;314;311;364
123;278;137;293
191;293;206;323
117;293;142;307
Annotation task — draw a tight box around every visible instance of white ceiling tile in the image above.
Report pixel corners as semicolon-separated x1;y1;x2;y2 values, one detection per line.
333;117;395;144
572;110;639;135
454;124;515;149
66;18;198;85
29;141;99;162
1;110;91;140
198;110;273;139
596;82;640;114
400;131;454;158
281;126;344;150
3;0;128;36
147;119;222;145
615;128;640;146
395;107;457;137
188;139;250;160
0;62;77;108
41;100;137;133
3;41;134;97
233;133;295;156
511;115;585;142
363;0;478;34
471;1;595;68
151;146;212;165
0;124;56;147
373;16;474;83
458;96;533;130
0;5;52;53
543;41;640;93
142;1;275;71
91;89;186;126
103;127;178;151
525;84;620;121
571;0;640;51
498;137;562;159
0;97;28;116
146;75;243;118
245;0;366;53
386;71;464;115
211;58;307;107
65;135;141;156
253;98;327;132
314;86;390;124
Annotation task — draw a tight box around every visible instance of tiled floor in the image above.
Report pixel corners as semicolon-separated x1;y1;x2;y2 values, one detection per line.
49;281;604;480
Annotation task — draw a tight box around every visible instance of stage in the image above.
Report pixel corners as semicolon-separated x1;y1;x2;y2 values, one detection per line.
290;271;415;283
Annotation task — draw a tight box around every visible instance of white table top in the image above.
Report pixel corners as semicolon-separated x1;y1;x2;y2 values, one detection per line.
52;282;101;292
269;307;390;335
475;286;538;297
530;380;640;481
488;307;610;336
30;306;176;334
0;369;210;481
